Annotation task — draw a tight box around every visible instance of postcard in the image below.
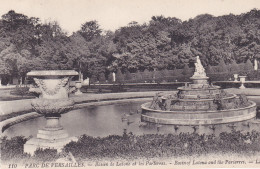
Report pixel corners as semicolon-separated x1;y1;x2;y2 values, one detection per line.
1;0;260;168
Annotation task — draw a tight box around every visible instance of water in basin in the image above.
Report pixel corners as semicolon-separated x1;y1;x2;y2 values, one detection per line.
3;102;260;138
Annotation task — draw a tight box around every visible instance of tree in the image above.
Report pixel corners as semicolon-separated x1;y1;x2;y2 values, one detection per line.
142;69;151;80
116;69;124;83
182;64;191;76
206;66;215;74
135;70;143;82
229;60;239;72
217;59;228;73
79;20;102;41
90;74;98;84
99;72;106;83
67;32;90;79
1;10;40;51
244;59;254;72
125;70;132;81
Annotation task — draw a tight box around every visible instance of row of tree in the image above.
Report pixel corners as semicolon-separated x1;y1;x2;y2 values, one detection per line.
0;9;260;84
92;59;254;83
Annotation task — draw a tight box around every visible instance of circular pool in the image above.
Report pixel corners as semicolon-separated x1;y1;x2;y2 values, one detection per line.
3;102;260;138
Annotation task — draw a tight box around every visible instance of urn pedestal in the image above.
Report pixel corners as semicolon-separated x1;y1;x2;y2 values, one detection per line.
239;76;246;89
234;74;239;82
24;70;78;154
74;81;83;95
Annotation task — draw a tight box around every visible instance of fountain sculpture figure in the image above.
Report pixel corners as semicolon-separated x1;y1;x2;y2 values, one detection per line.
193;56;207;77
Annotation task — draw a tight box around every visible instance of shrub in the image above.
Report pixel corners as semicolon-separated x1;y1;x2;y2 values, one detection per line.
10;86;30;97
3;131;260;162
206;66;215;74
125;70;132;81
116;69;124;83
229;60;239;72
98;72;106;83
33;148;59;162
1;136;29;161
62;131;260;160
90;75;98;84
244;59;254;72
217;59;229;73
182;64;191;76
135;70;143;82
153;70;161;82
142;69;152;80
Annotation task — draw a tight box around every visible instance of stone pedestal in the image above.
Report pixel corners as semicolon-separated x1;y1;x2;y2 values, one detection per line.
24;135;77;155
239;76;246;89
234;74;238;82
24;114;77;154
190;76;209;88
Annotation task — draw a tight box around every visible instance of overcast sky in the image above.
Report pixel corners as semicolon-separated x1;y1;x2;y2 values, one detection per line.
0;0;259;34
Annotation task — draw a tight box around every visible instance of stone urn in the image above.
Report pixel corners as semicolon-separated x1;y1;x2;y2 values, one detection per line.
74;81;83;95
233;74;239;82
239;76;246;89
24;70;78;154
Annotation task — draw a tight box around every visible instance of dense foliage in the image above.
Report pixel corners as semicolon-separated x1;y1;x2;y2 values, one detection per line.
1;136;60;163
2;131;260;162
0;9;260;84
1;136;29;161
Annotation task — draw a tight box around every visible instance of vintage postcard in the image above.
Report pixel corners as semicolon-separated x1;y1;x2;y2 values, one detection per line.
1;0;260;168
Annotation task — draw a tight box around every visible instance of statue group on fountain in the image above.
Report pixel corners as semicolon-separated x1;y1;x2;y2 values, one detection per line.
193;56;207;77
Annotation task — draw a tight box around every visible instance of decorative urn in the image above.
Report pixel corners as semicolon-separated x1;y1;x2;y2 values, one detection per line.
24;70;78;154
74;81;83;95
233;74;239;82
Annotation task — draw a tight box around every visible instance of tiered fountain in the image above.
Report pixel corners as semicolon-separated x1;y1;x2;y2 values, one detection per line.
24;70;78;154
141;56;256;125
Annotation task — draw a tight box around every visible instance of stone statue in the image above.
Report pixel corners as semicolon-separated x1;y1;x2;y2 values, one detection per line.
150;93;161;109
193;56;207;77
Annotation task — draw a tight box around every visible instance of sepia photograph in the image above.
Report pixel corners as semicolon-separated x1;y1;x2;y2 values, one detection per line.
1;0;260;168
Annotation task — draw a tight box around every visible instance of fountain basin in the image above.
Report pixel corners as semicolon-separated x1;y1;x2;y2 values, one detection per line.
141;101;256;125
141;56;257;125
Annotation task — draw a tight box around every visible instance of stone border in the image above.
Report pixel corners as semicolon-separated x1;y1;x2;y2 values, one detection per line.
0;96;153;133
0;112;41;132
27;70;78;77
178;86;221;91
141;101;256;125
1;89;259;132
161;94;237;102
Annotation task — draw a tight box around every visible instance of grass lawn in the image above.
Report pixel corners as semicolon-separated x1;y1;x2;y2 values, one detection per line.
0;89;35;101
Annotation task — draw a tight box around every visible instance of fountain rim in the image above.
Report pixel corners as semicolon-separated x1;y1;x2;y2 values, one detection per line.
141;100;256;114
190;76;209;80
177;86;221;91
27;70;78;77
161;93;237;102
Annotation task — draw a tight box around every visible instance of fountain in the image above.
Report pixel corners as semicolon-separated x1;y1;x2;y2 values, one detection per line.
141;56;256;125
24;70;78;154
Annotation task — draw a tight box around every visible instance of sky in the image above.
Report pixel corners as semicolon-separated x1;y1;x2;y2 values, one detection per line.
0;0;260;34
